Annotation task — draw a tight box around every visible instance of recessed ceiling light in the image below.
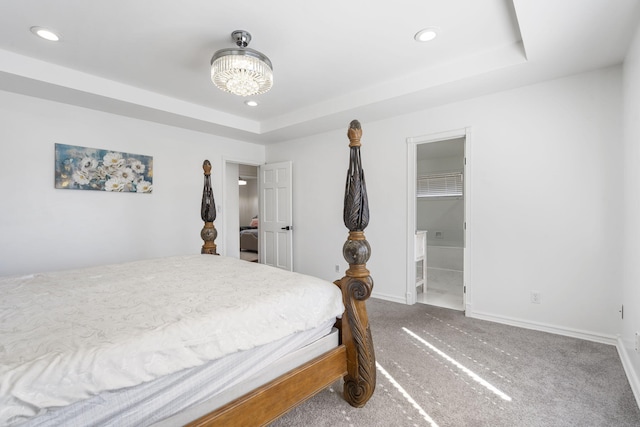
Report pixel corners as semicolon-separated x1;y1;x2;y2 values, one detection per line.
245;100;258;107
30;26;60;41
414;28;438;42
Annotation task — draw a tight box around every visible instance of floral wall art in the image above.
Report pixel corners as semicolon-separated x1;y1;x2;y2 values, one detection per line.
55;143;153;193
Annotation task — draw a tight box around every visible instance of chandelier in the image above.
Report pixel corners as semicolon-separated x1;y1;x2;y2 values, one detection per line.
210;30;273;97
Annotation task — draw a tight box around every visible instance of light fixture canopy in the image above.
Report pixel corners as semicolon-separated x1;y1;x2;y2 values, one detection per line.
211;30;273;97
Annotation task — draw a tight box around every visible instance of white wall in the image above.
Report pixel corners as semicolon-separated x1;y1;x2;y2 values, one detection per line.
266;138;352;281
0;91;265;276
622;20;640;400
266;66;623;341
417;153;464;247
417;198;464;247
239;178;258;226
224;162;241;258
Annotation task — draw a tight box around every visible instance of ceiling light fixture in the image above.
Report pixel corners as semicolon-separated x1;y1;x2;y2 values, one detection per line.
414;28;438;42
30;26;60;42
211;30;273;97
245;100;258;107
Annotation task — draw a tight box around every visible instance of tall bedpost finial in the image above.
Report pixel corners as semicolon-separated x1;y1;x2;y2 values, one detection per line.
201;160;218;255
347;119;362;147
336;120;375;407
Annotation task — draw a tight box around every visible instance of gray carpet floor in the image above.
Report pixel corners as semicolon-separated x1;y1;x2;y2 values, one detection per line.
271;298;640;426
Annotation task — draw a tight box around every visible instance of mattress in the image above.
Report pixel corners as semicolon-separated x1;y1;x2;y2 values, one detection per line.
240;228;258;237
22;324;339;427
240;228;259;252
0;255;344;425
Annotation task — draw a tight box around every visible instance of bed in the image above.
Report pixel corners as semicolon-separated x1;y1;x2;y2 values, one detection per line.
0;120;374;426
240;228;258;253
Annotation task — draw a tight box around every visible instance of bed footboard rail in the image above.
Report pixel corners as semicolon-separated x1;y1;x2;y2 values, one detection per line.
335;119;376;407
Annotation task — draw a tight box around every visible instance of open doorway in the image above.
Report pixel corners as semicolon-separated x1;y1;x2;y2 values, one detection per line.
222;161;260;261
238;164;259;262
415;137;465;311
223;160;293;269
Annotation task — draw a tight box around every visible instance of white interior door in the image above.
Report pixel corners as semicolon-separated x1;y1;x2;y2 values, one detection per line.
259;161;293;271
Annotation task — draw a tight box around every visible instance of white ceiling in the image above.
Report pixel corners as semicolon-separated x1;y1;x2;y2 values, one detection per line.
0;0;638;144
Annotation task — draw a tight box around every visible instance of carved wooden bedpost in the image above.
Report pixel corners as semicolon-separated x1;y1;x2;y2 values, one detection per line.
201;160;218;255
336;120;375;407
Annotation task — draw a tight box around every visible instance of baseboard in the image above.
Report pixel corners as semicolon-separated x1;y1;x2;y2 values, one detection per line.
466;309;618;346
617;337;640;409
371;292;407;305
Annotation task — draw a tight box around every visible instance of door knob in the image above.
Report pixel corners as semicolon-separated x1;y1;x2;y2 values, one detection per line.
281;226;291;230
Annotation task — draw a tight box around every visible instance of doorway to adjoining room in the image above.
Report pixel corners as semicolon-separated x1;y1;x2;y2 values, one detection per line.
238;164;259;262
415;137;465;311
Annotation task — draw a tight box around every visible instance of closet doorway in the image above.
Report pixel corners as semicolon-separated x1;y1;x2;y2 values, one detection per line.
407;129;468;311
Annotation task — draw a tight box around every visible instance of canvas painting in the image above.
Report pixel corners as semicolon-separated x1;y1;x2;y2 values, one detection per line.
55;143;153;193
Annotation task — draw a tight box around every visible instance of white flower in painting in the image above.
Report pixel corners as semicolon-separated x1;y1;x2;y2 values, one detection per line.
104;177;126;192
72;169;91;185
94;165;108;180
116;167;136;182
103;152;125;170
79;156;98;170
136;180;152;193
129;159;145;174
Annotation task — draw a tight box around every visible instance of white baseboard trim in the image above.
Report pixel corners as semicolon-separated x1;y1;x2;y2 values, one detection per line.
466;309;618;346
617;337;640;409
371;292;407;305
405;291;416;305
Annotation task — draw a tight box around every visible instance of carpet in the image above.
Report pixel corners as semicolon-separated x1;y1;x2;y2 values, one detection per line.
271;299;640;426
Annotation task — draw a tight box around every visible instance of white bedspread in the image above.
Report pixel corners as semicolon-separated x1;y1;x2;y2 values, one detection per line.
0;255;344;425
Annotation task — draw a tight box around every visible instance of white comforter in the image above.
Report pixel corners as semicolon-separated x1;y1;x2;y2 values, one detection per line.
0;255;344;425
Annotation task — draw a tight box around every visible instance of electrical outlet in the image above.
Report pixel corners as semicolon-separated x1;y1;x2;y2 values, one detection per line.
335;265;340;273
530;291;541;304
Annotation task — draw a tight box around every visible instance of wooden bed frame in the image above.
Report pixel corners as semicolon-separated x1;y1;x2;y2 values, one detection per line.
191;120;375;426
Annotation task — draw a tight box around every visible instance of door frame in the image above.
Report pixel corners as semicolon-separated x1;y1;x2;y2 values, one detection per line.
406;127;472;312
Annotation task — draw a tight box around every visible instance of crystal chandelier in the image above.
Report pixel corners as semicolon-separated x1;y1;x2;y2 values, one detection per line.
210;30;273;97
